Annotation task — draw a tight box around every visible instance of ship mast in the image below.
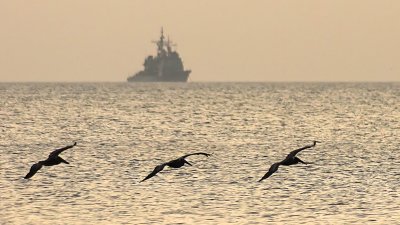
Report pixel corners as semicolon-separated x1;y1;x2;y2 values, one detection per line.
153;27;166;57
152;27;166;77
166;36;177;54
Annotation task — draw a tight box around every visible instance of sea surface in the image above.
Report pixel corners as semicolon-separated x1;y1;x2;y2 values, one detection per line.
0;82;399;225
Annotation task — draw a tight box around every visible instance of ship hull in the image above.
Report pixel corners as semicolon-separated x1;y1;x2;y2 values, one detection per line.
127;70;190;82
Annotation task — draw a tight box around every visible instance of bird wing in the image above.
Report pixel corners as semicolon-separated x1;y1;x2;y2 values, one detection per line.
49;142;77;158
286;143;315;159
259;162;280;182
140;163;166;182
24;163;43;179
180;152;211;159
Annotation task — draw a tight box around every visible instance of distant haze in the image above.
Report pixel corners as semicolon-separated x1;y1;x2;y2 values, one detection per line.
1;0;399;82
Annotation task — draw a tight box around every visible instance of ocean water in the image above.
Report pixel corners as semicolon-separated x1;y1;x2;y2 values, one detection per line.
0;82;399;225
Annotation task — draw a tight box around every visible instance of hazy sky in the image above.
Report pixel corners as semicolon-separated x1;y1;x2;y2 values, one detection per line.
1;0;399;82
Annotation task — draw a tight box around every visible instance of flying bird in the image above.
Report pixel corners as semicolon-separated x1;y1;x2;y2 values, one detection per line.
24;142;77;179
140;152;211;182
259;141;319;182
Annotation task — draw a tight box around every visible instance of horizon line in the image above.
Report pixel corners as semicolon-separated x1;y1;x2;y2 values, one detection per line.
0;80;399;83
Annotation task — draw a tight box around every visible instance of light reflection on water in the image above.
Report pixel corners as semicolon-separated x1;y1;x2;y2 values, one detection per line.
0;82;399;224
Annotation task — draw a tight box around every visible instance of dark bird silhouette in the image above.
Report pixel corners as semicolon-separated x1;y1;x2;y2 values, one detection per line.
140;152;211;182
259;141;319;182
24;142;77;179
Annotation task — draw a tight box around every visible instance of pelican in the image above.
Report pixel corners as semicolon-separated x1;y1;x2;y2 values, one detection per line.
259;141;319;182
140;152;211;182
24;142;77;179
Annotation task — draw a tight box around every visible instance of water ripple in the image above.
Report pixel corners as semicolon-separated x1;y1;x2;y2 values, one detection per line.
0;82;399;224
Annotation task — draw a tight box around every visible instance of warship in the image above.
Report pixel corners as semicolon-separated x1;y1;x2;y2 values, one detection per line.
127;28;191;82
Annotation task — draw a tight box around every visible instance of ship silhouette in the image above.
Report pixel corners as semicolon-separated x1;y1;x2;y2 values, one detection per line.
127;28;191;82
